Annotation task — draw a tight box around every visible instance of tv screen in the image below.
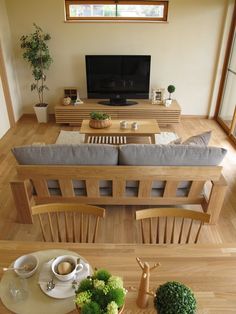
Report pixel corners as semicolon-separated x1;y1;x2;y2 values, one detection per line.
86;55;151;106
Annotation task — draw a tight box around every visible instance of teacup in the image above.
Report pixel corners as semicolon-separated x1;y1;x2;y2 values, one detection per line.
131;122;138;130
51;255;83;281
120;120;128;129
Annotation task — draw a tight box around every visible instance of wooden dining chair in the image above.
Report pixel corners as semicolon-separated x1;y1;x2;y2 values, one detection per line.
31;203;105;243
135;207;210;244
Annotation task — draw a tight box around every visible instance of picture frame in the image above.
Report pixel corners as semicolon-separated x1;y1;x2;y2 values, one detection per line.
152;88;165;105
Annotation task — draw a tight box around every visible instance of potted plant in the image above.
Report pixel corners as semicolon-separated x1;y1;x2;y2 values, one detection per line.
75;269;126;314
20;23;53;123
154;281;197;314
89;111;112;129
165;85;176;107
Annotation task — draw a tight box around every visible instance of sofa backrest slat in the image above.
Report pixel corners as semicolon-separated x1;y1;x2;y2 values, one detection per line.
32;179;50;197
138;180;153;198
59;179;75;197
188;181;206;197
163;181;180;197
113;180;126;198
85;179;99;197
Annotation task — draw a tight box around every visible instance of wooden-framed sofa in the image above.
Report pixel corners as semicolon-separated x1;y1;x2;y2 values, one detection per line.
10;144;227;225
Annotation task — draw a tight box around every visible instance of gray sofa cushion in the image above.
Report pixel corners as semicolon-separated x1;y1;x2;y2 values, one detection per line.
119;144;227;166
12;144;118;165
182;131;212;145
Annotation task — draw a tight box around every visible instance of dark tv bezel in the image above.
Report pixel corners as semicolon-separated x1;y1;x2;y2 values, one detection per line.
85;55;151;103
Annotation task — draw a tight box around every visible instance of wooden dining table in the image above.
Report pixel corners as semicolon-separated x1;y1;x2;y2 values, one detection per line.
0;241;236;313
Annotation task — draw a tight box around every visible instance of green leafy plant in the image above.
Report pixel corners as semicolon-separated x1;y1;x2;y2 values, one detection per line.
90;112;111;120
167;85;176;100
154;281;196;314
75;269;126;314
20;23;53;107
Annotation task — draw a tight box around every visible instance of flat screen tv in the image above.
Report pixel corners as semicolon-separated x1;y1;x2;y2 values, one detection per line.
86;55;151;106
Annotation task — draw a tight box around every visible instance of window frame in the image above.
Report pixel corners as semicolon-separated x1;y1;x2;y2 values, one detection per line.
65;0;169;22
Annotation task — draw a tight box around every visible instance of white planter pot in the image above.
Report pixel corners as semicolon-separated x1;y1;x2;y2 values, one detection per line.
34;104;49;123
164;99;172;107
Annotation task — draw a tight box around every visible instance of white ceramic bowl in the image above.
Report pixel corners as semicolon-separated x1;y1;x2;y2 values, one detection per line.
13;254;39;279
51;255;83;282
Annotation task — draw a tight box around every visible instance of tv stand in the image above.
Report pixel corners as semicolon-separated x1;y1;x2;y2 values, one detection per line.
55;99;181;126
98;99;137;106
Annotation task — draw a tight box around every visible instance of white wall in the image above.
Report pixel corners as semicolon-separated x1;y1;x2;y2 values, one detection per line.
0;0;22;121
5;0;230;115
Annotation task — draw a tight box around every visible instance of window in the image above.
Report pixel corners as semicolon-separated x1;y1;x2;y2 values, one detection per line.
65;1;169;22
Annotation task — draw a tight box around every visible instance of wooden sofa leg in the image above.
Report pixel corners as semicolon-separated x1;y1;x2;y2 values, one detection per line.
206;175;227;224
10;181;34;224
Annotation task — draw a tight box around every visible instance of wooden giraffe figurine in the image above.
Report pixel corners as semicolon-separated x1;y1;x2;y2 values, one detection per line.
136;257;160;308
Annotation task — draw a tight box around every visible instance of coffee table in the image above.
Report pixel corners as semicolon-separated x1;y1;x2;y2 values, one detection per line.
80;119;161;144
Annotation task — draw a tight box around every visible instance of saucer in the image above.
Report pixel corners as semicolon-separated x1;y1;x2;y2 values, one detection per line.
38;257;91;299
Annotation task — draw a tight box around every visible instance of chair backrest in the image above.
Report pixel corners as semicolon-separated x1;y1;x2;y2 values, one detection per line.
31;203;105;243
135;208;210;244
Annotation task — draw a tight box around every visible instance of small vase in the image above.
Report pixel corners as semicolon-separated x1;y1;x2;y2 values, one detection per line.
89;118;112;129
164;99;172;107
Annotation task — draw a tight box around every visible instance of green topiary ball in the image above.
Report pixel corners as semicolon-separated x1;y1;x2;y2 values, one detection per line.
81;301;101;314
154;281;197;314
167;85;176;94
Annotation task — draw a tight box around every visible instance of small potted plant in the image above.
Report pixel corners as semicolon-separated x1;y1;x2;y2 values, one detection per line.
20;24;53;123
154;281;197;314
165;85;176;107
89;111;112;129
75;269;126;313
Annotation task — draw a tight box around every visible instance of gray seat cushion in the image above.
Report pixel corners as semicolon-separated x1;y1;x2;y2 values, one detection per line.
119;144;227;166
12;144;118;165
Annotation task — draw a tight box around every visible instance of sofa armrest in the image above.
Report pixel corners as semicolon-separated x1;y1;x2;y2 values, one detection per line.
204;175;227;224
10;179;34;224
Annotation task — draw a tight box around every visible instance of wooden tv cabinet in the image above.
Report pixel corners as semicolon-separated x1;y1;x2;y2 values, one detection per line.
55;99;181;126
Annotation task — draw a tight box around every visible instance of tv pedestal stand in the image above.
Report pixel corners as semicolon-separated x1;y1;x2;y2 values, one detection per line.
55;99;181;126
98;98;137;106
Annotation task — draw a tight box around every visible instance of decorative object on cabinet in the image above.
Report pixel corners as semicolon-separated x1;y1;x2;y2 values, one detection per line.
62;96;71;106
64;88;78;102
164;85;176;106
152;88;165;105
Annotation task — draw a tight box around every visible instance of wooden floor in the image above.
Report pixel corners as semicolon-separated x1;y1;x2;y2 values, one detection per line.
0;115;235;243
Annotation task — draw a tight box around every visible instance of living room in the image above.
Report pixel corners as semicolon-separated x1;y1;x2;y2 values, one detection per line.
0;0;236;313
